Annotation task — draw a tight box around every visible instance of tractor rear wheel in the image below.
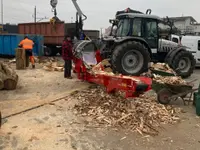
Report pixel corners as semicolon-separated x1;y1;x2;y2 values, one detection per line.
111;41;150;76
167;50;196;78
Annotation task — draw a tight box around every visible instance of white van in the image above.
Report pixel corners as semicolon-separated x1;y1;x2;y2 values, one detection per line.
181;36;200;67
170;35;200;67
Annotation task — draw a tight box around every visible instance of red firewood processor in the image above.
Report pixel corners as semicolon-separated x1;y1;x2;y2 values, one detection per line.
73;40;152;98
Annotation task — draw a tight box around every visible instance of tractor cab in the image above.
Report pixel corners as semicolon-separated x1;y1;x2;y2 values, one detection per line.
109;8;161;51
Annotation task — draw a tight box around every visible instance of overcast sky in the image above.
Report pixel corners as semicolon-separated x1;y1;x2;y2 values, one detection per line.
2;0;200;30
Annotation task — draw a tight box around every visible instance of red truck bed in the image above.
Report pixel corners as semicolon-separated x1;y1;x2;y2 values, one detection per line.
18;22;76;46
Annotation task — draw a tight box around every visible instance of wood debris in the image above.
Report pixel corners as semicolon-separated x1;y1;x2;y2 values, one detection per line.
153;74;187;85
43;61;64;72
150;63;175;74
36;56;59;64
73;86;180;135
40;57;64;72
9;58;16;63
92;59;113;73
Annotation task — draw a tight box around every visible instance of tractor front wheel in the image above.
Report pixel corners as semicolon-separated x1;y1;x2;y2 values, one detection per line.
167;50;196;78
111;41;150;76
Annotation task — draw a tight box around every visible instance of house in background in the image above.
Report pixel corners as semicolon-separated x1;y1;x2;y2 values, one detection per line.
169;16;200;35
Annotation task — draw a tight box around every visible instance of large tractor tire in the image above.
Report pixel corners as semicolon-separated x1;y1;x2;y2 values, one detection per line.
167;50;196;78
111;41;150;76
44;47;58;56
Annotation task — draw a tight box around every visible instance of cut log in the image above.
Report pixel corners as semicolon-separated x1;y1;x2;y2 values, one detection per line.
0;111;1;128
16;48;26;70
0;79;4;90
0;72;6;90
0;62;18;90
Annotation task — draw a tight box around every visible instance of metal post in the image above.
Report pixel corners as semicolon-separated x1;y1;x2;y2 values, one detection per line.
100;28;103;39
34;6;36;35
34;6;36;23
1;0;3;31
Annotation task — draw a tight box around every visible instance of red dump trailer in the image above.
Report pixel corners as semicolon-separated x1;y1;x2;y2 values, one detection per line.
18;22;76;56
18;22;100;56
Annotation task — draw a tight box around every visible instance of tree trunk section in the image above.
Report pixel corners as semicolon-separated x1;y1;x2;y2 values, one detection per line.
16;48;26;70
0;79;4;90
0;62;18;90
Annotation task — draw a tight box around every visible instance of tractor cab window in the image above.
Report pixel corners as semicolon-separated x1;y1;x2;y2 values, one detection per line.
145;20;158;38
132;18;142;36
116;19;130;37
144;19;158;49
198;40;200;50
172;37;179;43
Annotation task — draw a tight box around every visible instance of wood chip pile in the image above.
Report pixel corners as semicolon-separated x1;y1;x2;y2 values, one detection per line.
153;74;187;85
73;86;181;135
150;63;175;74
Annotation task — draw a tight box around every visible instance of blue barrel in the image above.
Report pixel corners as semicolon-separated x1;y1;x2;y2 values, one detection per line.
0;34;44;56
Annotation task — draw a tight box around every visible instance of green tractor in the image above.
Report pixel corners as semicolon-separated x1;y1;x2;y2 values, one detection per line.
100;8;195;78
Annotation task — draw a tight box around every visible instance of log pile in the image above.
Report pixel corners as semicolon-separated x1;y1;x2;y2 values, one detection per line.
73;86;181;135
153;74;187;85
0;62;18;90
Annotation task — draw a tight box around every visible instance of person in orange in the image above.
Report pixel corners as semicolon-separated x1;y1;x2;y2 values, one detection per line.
18;36;35;68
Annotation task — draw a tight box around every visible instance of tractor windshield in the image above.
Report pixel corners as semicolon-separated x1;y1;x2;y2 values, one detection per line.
116;19;130;37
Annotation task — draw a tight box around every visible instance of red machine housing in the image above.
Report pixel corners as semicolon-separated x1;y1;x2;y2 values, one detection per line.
73;49;152;98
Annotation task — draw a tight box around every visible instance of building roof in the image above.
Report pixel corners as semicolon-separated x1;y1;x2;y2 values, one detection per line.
168;16;197;23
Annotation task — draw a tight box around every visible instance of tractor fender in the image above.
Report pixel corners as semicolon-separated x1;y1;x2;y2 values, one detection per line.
114;37;152;58
165;46;186;64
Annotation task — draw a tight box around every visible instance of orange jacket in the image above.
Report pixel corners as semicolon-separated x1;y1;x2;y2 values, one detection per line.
19;38;34;50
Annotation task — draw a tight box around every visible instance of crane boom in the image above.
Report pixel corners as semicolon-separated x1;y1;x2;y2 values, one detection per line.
50;0;87;21
71;0;87;21
50;0;88;39
50;0;58;16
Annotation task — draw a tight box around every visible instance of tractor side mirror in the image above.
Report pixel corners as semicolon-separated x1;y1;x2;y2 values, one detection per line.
109;19;119;25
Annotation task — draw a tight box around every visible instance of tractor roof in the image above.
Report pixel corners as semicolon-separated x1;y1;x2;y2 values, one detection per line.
116;8;143;16
116;13;162;21
116;8;162;21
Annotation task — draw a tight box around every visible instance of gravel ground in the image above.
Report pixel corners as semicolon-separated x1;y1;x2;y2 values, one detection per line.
0;58;200;150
